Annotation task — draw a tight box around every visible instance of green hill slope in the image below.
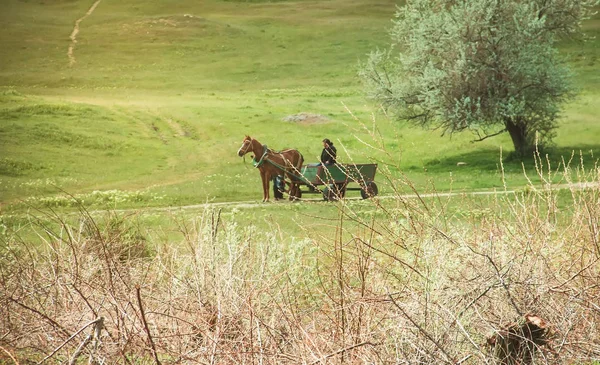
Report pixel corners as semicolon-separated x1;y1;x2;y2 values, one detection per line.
1;0;598;210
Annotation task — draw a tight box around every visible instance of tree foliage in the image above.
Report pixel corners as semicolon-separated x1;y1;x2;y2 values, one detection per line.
360;0;598;156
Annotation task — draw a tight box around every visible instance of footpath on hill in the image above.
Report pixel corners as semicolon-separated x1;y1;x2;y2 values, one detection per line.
68;0;102;66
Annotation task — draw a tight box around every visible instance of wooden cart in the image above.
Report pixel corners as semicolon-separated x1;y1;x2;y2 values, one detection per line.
285;163;378;201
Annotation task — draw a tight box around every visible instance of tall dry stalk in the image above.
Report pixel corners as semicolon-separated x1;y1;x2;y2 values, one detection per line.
0;149;598;363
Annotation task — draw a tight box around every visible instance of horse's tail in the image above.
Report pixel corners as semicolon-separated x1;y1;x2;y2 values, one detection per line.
296;151;304;170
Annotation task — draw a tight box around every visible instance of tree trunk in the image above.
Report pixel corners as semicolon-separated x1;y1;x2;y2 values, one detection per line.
487;314;553;365
505;118;530;157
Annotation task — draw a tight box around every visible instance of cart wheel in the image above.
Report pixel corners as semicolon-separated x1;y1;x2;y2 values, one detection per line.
360;181;378;199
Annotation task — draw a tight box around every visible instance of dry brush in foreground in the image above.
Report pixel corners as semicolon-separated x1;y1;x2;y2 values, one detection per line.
1;159;599;364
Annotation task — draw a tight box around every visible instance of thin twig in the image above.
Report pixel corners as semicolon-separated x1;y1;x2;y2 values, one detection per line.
0;345;20;365
486;256;522;316
68;334;91;365
308;341;379;365
8;296;71;338
136;286;162;365
38;317;103;364
388;294;455;364
455;354;472;364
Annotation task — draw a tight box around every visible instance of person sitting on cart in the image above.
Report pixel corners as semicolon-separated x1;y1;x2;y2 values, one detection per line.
320;138;337;166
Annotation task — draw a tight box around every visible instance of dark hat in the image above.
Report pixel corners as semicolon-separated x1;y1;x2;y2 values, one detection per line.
323;138;332;144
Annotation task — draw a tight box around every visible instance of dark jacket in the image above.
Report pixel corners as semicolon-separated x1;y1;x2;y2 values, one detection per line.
320;144;337;165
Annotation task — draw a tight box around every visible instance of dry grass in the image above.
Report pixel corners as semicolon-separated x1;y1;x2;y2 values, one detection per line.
0;155;599;364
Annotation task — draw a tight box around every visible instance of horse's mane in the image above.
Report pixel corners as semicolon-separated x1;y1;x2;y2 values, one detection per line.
270;148;297;154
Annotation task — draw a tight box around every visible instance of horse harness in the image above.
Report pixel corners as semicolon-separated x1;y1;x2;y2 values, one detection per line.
252;144;269;168
253;145;299;175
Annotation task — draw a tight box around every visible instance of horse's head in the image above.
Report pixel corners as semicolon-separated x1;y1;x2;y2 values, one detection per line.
237;135;253;157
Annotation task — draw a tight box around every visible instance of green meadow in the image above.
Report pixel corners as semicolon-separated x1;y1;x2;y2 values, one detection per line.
1;1;600;362
1;0;598;212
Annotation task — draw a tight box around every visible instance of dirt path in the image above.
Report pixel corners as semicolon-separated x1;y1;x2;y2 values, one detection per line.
68;0;103;67
105;181;598;215
131;189;515;214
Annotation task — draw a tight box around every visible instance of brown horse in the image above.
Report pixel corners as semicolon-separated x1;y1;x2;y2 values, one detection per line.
237;135;304;202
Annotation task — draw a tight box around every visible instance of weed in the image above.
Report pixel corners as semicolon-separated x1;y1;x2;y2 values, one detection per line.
1;151;598;363
19;189;165;209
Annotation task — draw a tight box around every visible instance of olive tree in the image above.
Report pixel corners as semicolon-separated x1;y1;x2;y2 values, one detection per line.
360;0;597;156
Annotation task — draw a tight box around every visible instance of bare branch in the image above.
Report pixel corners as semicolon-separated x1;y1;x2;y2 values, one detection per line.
136;286;162;365
472;128;507;142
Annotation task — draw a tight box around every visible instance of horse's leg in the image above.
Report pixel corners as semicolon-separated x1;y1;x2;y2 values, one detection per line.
263;169;272;202
259;170;264;202
289;182;296;201
265;171;270;202
291;154;303;201
260;169;267;202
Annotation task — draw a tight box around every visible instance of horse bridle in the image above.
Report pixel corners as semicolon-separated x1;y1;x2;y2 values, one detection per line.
240;138;253;156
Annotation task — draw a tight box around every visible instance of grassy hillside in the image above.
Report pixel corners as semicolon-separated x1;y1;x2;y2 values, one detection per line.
0;0;396;91
1;2;599;362
0;0;599;210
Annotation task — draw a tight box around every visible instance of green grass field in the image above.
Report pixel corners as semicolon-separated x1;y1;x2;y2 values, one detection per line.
1;2;600;362
1;0;599;211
